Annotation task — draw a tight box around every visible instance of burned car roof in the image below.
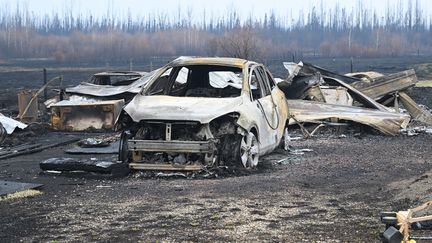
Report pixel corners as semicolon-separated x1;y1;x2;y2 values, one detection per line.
65;70;158;98
92;71;147;77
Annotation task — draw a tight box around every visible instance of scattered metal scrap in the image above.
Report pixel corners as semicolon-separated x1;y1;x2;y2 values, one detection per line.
398;92;432;125
348;69;432;125
401;126;432;136
65;141;120;154
287;100;410;136
350;69;417;99
39;157;129;176
279;62;432;136
0;137;79;160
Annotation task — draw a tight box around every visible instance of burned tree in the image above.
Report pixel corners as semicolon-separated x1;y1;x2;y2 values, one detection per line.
218;27;259;60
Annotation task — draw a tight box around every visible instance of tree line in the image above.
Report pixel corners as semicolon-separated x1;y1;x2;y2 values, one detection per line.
0;0;430;62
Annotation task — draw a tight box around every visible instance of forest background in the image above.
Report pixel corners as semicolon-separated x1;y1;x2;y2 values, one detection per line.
0;0;431;63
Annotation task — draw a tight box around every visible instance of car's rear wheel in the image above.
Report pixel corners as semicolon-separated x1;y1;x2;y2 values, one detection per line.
239;132;259;169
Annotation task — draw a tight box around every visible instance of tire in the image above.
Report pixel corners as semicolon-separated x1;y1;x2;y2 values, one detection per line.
237;131;259;169
0;123;6;145
118;131;131;163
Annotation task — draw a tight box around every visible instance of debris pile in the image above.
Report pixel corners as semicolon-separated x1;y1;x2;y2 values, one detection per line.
278;62;432;136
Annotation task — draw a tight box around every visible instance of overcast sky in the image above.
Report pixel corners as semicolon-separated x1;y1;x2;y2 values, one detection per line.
0;0;430;22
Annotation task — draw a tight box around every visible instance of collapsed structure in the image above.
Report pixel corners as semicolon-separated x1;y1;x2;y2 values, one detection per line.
278;62;431;136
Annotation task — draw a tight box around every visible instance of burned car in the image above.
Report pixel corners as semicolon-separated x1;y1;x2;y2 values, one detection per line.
116;57;289;170
65;71;155;100
87;71;146;86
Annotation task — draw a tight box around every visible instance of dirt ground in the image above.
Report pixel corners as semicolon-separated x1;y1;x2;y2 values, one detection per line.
0;59;431;242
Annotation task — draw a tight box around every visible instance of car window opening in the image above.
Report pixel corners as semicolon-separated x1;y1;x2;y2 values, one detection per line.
147;65;243;98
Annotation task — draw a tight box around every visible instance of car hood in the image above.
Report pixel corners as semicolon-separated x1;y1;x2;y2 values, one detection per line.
124;95;243;124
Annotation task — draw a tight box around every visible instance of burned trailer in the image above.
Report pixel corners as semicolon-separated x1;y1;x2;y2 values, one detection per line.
50;98;124;131
46;71;158;132
117;57;289;171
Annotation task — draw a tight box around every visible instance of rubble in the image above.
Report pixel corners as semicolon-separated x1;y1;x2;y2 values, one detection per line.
400;126;432;136
279;62;432;136
349;69;417;99
287;100;410;136
398;91;432;125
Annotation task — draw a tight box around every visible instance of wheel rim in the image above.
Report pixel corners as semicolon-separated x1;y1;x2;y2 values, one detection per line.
240;132;259;168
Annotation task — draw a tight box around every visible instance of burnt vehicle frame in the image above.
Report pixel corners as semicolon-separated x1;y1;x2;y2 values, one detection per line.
116;57;289;170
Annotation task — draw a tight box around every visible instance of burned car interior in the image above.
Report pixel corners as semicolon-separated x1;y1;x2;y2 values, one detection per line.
146;65;243;98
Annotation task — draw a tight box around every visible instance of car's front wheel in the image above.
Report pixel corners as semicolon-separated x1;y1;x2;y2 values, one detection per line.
118;131;131;163
238;132;259;169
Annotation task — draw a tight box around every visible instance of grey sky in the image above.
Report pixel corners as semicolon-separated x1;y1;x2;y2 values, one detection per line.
1;0;430;24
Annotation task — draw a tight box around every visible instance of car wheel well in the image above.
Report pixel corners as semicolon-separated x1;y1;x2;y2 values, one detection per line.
249;127;259;142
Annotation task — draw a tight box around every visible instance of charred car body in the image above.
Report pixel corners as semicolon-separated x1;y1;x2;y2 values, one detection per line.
117;57;289;170
65;71;154;101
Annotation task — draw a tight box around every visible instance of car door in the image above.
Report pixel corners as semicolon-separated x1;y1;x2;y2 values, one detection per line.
264;67;289;141
248;65;282;153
